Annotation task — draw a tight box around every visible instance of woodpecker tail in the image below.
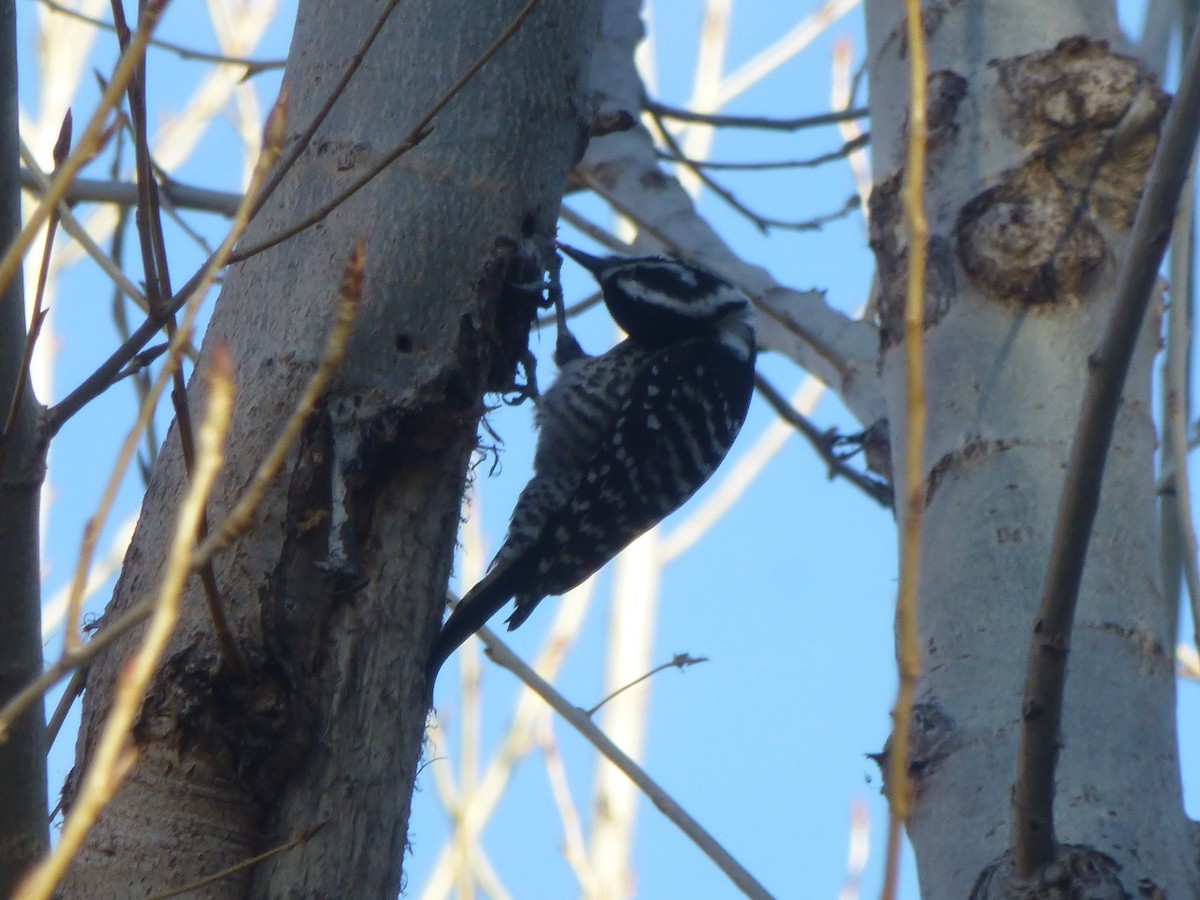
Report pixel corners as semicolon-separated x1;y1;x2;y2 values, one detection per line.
425;564;521;688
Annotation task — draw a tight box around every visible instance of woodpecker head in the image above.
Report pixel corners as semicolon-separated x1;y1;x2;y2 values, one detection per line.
558;243;752;346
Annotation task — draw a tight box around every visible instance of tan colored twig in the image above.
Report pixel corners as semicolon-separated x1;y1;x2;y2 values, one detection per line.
36;0;285;74
14;347;234;900
60;91;286;655
0;0;167;301
17;138;152;320
882;1;929;897
192;239;363;567
0;94;288;736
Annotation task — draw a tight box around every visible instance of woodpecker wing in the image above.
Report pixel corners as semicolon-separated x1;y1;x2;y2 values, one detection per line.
424;343;650;683
505;330;756;626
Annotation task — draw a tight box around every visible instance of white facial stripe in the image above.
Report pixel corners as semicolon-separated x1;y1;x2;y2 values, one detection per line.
613;274;750;319
718;322;755;362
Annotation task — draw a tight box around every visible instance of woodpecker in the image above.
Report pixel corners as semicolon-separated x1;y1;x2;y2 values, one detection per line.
425;245;756;685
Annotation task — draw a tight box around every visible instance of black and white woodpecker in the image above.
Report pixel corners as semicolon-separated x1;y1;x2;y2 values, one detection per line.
425;244;757;685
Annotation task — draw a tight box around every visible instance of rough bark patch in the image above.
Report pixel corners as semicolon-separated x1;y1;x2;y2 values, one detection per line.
870;173;957;349
955;38;1167;308
926;437;1014;505
970;844;1138;899
994;38;1143;147
955;159;1107;306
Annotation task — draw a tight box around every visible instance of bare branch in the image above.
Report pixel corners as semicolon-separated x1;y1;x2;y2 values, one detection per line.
0;0;167;301
646;98;868;131
584;654;708;717
19;167;243;216
477;627;776;900
655;133;870;171
753;374;892;507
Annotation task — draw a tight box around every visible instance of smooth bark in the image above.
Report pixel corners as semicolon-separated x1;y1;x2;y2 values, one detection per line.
865;1;1199;895
60;2;600;897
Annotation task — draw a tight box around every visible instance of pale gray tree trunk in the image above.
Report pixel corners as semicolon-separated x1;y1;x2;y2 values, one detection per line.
59;1;600;897
866;1;1200;895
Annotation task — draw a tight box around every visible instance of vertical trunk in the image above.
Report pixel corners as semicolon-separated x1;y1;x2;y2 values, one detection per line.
0;0;49;893
866;1;1199;895
61;2;600;897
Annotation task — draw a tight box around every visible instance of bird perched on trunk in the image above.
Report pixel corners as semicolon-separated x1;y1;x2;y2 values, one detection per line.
425;244;756;685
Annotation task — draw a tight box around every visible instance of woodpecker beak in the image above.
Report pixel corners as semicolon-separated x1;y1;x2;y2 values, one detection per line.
557;242;609;275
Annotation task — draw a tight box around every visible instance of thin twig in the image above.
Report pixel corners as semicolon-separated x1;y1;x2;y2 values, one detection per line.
0;115;65;471
557;207;635;255
143;821;329;900
655;133;870;171
646;98;867;131
45;667;86;751
1165;158;1200;664
111;0;245;672
0;575;158;741
226;0;544;265
753;374;892;507
649;104;854;234
585;654;708;717
36;0;285;74
1013;16;1200;877
15;347;234;900
0;0;167;301
49;94;284;696
42;89;286;439
18;139;156;321
882;1;928;896
535;290;602;327
832;39;873;223
192;240;363;567
478;627;776;900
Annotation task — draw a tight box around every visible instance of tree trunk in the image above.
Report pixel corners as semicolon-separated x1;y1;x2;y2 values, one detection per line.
60;1;600;896
865;0;1200;895
0;0;49;892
